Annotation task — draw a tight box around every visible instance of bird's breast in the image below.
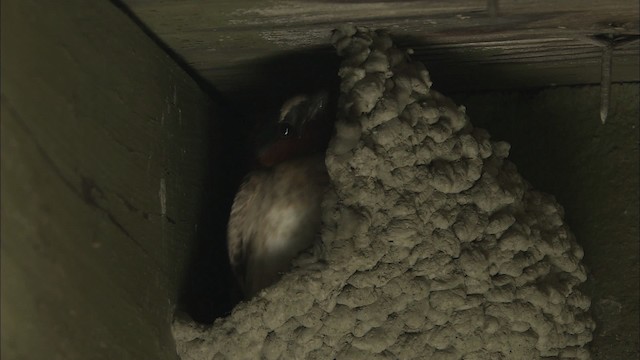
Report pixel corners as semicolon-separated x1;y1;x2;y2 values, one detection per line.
262;201;316;255
228;155;328;297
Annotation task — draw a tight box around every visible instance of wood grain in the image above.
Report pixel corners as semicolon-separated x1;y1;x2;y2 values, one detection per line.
120;0;639;93
1;0;221;358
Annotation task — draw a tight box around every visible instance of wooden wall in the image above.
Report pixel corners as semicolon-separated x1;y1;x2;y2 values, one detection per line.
1;0;222;358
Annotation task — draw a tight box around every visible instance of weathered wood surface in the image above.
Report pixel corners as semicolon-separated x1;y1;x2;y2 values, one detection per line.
1;0;221;358
120;0;639;93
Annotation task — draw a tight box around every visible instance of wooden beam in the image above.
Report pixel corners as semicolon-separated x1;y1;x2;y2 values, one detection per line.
121;0;639;93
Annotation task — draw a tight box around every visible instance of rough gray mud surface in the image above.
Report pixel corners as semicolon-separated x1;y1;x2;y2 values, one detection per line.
172;26;594;360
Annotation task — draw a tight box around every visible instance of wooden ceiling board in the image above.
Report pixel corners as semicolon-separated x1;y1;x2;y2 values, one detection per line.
118;0;639;96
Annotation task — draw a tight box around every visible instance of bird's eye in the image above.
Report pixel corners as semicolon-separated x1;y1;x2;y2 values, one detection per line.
279;122;293;137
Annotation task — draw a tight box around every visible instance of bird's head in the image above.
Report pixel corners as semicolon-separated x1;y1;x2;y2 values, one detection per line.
254;91;335;167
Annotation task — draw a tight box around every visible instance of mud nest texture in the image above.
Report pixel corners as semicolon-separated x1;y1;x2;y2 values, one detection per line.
172;26;594;360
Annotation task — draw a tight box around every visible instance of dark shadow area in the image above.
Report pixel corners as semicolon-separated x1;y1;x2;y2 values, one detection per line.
221;47;341;137
177;89;247;322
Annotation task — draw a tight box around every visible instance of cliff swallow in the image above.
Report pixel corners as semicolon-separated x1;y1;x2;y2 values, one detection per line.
227;92;334;298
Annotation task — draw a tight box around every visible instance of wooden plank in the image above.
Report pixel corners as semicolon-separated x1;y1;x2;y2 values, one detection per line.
1;0;221;358
120;0;639;93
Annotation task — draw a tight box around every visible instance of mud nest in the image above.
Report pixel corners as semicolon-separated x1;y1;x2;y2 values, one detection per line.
173;26;594;360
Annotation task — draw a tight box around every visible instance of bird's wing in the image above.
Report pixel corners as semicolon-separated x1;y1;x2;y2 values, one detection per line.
227;172;264;288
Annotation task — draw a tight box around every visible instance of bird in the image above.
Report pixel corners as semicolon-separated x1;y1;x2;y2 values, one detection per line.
227;92;334;298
